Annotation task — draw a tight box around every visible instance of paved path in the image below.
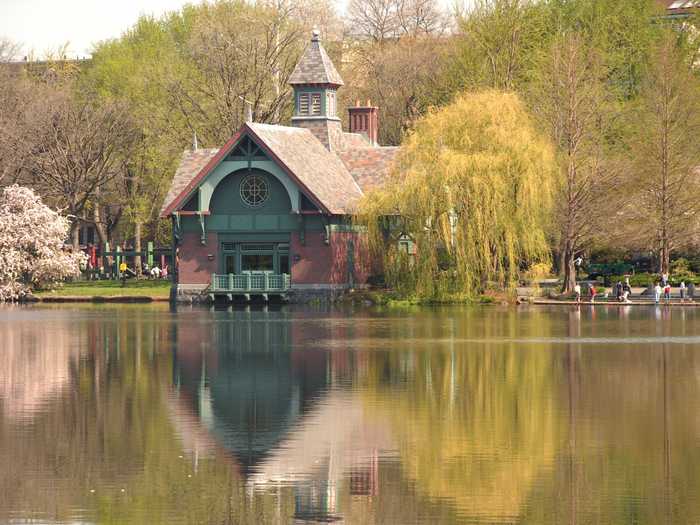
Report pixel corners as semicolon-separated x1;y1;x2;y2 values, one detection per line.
533;299;700;306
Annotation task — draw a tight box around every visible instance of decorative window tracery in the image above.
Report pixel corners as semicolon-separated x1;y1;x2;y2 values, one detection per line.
240;174;269;207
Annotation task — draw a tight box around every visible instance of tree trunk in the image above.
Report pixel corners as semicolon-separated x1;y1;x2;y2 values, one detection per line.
562;240;577;293
93;204;108;247
134;221;142;277
557;246;566;277
659;239;670;275
71;220;81;251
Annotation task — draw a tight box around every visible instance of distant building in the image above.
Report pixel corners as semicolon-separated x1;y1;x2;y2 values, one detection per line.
160;31;398;302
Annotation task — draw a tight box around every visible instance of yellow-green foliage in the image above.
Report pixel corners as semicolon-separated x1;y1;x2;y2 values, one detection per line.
358;90;556;300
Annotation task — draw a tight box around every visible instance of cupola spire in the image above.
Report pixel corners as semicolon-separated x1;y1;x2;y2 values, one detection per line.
289;30;344;151
288;30;343;87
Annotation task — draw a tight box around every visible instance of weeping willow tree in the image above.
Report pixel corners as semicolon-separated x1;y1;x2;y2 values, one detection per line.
358;90;557;300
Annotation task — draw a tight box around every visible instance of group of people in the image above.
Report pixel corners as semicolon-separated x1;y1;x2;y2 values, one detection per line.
652;273;694;304
143;262;168;279
572;273;695;304
118;261;169;285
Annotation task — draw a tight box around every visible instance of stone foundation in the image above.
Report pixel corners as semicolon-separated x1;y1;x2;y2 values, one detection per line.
172;284;211;304
172;283;364;304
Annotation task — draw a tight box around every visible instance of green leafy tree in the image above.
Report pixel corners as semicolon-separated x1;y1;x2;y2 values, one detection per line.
623;35;700;273
358;90;557;300
528;33;615;292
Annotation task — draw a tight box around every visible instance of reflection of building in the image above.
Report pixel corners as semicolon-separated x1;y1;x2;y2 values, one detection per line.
172;310;330;474
168;310;392;522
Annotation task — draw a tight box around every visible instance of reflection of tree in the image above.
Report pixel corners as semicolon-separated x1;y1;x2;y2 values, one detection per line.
5;306;700;524
360;308;563;522
0;313;78;420
523;313;700;525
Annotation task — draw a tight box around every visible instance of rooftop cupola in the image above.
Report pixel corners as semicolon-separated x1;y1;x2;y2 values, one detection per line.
289;30;344;150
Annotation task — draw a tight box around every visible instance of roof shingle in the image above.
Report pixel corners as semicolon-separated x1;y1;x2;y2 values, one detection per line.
288;31;344;87
159;148;218;216
337;146;399;192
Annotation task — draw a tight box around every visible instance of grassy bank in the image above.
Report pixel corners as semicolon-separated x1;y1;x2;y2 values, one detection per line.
36;279;171;298
341;289;513;307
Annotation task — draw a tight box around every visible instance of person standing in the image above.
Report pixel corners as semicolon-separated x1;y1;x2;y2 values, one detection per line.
589;282;597;303
662;272;669;286
623;279;632;303
654;282;662;304
689;281;695;302
680;281;687;303
664;283;672;303
615;281;623;302
574;283;581;303
119;261;127;287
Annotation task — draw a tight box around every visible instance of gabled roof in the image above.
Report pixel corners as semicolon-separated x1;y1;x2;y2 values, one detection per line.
159;122;364;217
288;31;344;87
249;123;362;213
338;146;399;192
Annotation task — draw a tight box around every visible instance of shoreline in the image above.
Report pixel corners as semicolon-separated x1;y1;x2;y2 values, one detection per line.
533;299;700;307
32;295;170;303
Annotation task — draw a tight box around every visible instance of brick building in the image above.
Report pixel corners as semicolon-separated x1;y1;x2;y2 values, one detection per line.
160;30;398;301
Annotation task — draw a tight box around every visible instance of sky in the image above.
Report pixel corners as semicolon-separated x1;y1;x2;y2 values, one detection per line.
0;0;459;60
0;0;212;58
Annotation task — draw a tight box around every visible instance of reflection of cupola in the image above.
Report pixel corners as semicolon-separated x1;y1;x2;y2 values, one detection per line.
289;30;344;151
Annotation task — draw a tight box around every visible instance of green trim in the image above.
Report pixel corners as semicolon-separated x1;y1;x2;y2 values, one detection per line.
219;239;290;274
329;224;367;233
293;86;337;117
200;160;300;213
217;232;291;243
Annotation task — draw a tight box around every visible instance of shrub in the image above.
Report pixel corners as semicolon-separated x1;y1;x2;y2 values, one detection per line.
0;185;84;301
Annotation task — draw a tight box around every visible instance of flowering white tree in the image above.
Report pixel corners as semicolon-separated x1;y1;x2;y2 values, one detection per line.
0;185;84;301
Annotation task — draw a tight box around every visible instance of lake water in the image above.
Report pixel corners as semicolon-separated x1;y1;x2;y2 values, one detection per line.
1;304;699;524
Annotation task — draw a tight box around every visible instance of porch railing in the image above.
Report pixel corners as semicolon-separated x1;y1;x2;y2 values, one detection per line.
211;273;291;293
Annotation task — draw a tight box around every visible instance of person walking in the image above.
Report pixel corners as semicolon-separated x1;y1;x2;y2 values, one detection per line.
680;281;687;303
574;283;581;303
654;282;662;304
589;282;597;303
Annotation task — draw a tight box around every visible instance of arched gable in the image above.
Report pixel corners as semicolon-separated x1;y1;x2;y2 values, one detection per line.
201;157;300;214
209;168;292;215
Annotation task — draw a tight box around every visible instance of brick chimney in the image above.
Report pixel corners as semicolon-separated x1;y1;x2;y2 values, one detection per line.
348;100;379;146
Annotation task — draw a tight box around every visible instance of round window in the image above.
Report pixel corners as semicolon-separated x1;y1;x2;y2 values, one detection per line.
240;174;269;207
